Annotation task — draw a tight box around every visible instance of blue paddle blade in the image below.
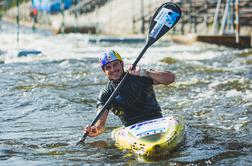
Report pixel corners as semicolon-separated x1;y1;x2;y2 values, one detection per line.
148;2;181;46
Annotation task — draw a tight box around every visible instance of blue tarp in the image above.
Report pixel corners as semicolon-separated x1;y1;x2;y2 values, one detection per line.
32;0;77;13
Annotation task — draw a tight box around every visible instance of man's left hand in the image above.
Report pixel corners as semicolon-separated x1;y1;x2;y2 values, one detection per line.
128;65;142;76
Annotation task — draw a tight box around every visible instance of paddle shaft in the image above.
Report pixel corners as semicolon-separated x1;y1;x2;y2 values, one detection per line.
78;44;150;143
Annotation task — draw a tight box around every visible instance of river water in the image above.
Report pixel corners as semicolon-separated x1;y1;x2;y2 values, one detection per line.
0;21;251;165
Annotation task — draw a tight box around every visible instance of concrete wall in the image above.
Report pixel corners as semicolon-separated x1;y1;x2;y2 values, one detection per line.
3;0;251;36
57;0;167;35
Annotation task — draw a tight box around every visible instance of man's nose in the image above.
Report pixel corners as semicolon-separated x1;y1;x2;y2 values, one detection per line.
110;66;116;72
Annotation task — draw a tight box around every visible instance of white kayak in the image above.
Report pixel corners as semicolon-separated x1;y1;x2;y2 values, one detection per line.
112;116;185;159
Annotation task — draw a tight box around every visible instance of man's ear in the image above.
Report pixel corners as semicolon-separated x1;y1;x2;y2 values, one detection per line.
120;61;124;68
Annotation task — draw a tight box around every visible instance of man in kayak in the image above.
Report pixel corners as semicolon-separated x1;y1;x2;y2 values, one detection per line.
85;50;175;137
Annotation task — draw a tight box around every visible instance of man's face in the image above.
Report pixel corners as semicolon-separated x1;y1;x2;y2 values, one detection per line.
103;60;124;81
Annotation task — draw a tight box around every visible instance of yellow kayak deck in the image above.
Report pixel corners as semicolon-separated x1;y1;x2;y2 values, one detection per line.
112;116;185;158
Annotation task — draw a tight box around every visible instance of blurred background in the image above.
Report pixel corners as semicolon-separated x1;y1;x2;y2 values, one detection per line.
1;0;252;47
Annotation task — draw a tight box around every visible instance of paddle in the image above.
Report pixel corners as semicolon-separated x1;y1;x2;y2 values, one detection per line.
77;2;181;144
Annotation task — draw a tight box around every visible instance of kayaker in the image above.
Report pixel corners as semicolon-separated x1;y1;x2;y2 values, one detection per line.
84;50;175;137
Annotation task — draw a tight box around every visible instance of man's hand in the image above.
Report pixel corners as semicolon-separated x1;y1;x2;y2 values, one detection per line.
83;109;109;138
128;65;175;85
128;65;142;76
84;125;100;137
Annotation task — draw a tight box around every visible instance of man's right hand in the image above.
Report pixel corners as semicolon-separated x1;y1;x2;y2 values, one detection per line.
83;109;109;138
84;125;100;137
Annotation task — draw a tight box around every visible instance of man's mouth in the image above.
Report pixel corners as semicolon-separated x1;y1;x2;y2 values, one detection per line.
112;70;119;76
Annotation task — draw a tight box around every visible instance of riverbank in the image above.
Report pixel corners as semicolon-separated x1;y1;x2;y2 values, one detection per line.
169;34;252;48
2;0;151;35
2;0;252;48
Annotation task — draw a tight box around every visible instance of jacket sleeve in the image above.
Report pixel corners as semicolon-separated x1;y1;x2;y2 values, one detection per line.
96;85;113;110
